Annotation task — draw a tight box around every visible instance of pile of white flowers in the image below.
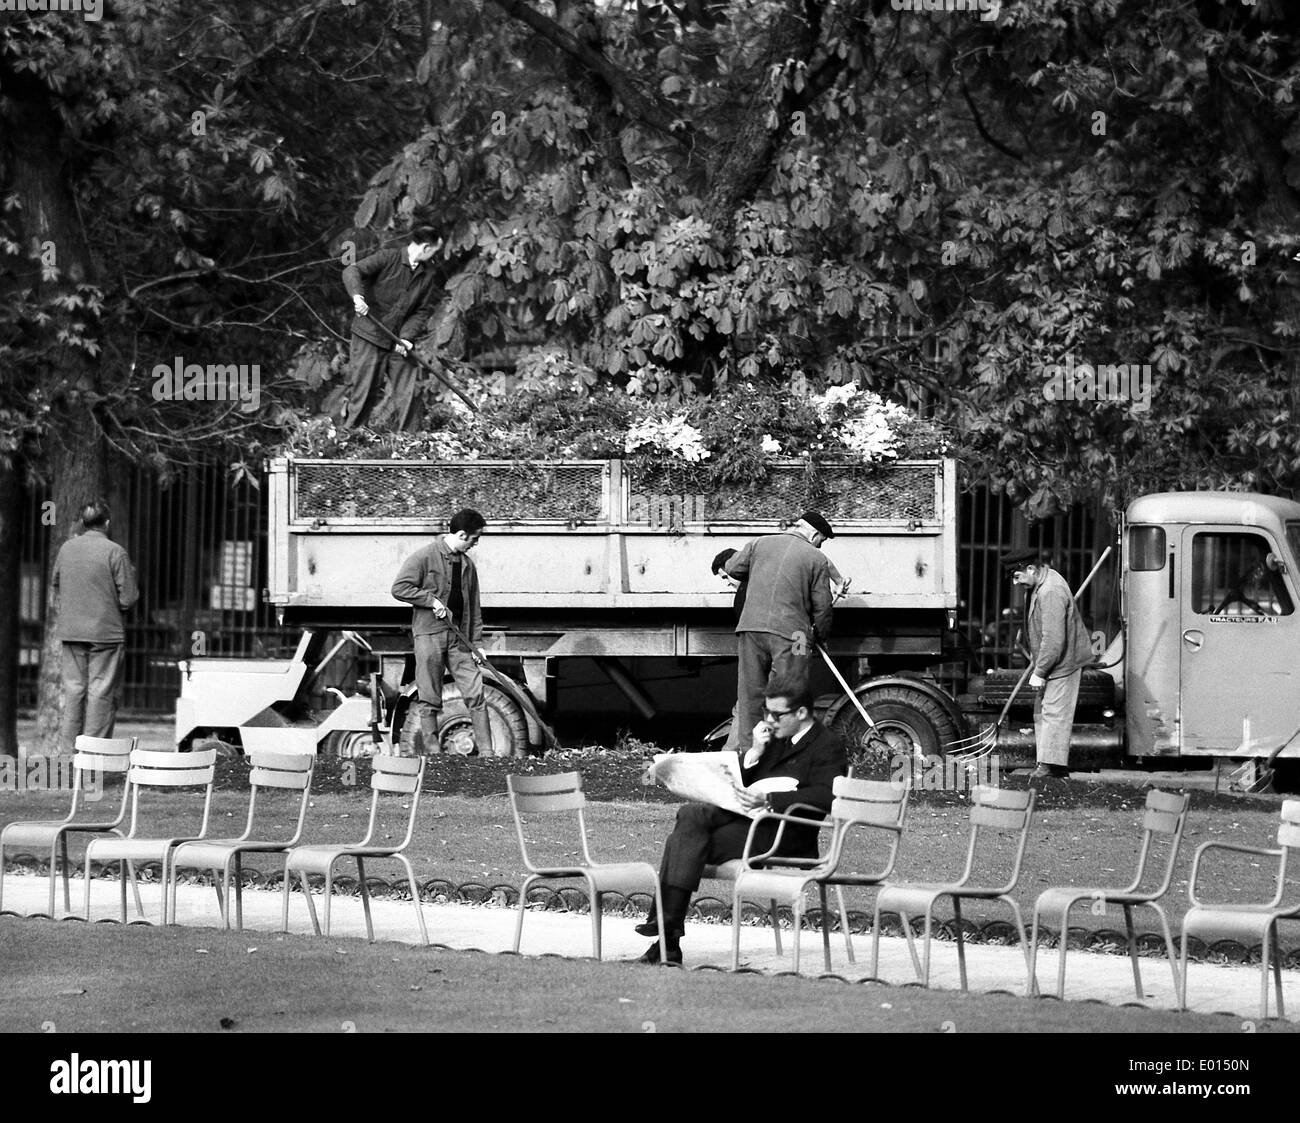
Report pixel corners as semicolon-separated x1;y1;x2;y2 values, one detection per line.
624;413;711;463
809;384;909;464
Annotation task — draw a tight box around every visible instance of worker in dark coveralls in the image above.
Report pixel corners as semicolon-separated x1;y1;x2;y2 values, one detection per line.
391;509;493;756
339;224;443;429
634;673;846;964
50;500;139;754
723;511;836;752
1001;547;1093;780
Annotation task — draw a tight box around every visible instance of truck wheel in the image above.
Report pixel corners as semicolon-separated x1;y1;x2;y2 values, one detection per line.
829;685;960;774
396;680;532;758
323;730;376;759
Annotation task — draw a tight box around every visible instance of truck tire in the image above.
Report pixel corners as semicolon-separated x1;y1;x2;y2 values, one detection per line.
829;684;961;773
398;679;530;758
977;668;1115;711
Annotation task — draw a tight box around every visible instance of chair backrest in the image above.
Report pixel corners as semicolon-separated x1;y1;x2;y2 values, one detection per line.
1130;789;1191;898
1279;800;1300;850
960;785;1036;893
125;748;218;838
359;754;424;851
506;772;590;871
244;750;315;846
826;775;909;876
70;735;137;821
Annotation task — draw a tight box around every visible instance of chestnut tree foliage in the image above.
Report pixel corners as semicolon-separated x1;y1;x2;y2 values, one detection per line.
3;0;1300;750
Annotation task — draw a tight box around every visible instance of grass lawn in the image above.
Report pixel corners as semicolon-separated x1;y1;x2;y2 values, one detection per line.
2;916;1289;1035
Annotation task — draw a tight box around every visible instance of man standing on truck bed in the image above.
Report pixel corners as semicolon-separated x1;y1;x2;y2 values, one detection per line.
339;223;444;430
724;511;836;752
1002;548;1093;780
391;509;493;756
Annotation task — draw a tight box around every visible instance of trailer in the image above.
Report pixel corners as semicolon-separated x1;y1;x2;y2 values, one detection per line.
179;455;964;758
175;454;1300;789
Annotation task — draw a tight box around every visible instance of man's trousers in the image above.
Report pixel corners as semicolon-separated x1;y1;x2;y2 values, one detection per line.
658;803;786;893
1033;667;1081;767
341;335;421;430
59;642;125;755
413;631;493;756
734;631;811;751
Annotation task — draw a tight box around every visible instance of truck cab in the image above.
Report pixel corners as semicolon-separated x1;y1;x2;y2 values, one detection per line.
1125;492;1300;764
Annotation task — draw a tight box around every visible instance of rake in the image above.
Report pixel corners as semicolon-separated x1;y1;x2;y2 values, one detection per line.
945;544;1114;759
1224;720;1300;795
813;577;894;758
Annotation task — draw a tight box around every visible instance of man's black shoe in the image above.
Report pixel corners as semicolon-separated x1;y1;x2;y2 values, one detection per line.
1028;763;1070;780
637;941;682;966
634;919;659;937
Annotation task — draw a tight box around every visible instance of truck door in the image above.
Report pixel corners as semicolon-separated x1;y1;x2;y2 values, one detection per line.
1179;526;1298;754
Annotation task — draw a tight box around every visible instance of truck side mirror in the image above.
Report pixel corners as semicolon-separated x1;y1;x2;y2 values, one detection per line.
1266;551;1287;575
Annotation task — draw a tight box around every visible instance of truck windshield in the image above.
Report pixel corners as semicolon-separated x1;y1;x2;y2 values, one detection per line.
1191;532;1294;616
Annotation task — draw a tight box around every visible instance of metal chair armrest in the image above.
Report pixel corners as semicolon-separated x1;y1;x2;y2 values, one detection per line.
740;809;829;867
1188;841;1284;906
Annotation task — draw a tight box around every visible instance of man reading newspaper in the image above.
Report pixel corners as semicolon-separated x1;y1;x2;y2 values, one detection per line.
636;673;846;964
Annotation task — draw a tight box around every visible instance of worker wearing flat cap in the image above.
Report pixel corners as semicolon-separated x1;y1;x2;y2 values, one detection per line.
1001;548;1094;780
723;511;837;752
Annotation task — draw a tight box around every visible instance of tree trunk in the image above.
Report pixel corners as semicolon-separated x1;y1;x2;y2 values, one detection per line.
0;460;20;758
4;77;111;754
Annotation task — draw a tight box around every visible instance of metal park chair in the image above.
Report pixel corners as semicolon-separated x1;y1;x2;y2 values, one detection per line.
282;754;427;945
168;750;315;930
1028;789;1190;1000
84;747;218;924
0;736;141;918
507;771;665;961
1179;799;1300;1019
871;785;1036;991
729;776;909;973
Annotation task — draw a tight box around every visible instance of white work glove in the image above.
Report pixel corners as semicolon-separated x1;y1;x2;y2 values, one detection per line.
394;338;413;357
352;295;369;317
429;596;448;620
1029;673;1045;689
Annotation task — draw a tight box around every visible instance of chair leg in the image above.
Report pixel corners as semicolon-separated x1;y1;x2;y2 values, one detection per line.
348;857;364;941
214;865;229;929
1177;930;1191;1011
1148;902;1180;1004
233;853;244;931
792;898;803;974
590;887;602;960
119;860;128;923
126;860;144;918
61;834;71;915
1122;904;1143;999
869;903;883;978
818;883;832;973
1006;897;1033;991
1260;923;1272;1021
1270;923;1284;1020
1027;901;1044;998
280;860;292;933
951;898;966;992
920;909;936;989
301;870;323;935
834;884;854;965
514;876;537;953
83;852;94;920
396;854;428;946
900;910;923;979
769;898;782;955
47;842;59;918
731;883;743;971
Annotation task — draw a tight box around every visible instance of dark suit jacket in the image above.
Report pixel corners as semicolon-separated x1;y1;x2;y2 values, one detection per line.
739;719;845;856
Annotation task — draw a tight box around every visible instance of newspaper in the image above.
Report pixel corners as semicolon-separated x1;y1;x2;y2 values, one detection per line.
642;751;796;818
